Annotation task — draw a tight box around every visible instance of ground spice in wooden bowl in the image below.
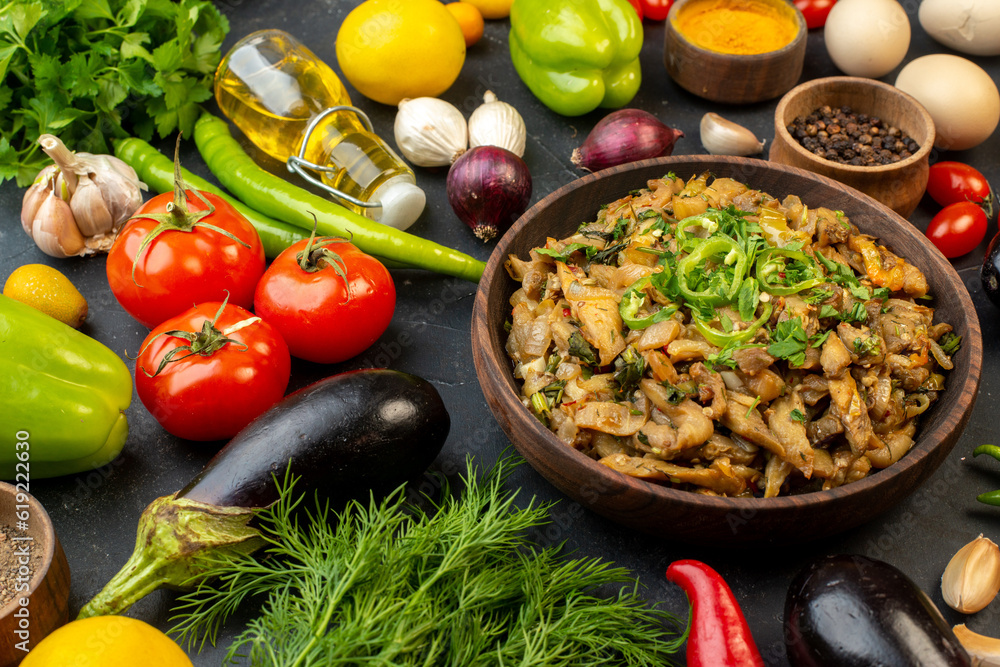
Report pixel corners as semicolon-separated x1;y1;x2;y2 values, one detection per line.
0;526;45;608
787;105;922;166
673;0;799;55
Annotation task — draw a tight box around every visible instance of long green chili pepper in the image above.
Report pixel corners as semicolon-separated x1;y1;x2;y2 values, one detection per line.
973;445;1000;506
619;276;678;330
677;236;747;306
193;112;486;283
756;247;826;295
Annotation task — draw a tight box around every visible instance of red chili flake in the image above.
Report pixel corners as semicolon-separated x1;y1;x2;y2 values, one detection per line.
563;308;571;317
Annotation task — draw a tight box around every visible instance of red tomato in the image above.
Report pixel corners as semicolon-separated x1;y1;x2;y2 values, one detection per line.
925;201;989;259
626;0;643;21
927;161;995;217
254;236;396;364
107;190;265;329
135;301;291;442
640;0;672;21
794;0;836;29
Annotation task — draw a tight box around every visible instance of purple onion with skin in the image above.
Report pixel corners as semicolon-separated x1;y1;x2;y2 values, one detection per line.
447;145;532;242
571;109;685;172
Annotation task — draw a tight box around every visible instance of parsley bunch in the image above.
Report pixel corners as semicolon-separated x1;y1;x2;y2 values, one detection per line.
0;0;229;185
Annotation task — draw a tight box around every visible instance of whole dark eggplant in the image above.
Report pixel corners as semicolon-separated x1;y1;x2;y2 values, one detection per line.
180;369;450;507
78;369;450;618
784;554;971;667
981;231;1000;308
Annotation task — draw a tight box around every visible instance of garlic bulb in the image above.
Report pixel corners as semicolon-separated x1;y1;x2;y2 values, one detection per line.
394;97;468;167
700;112;766;156
468;91;527;158
20;134;146;258
941;534;1000;614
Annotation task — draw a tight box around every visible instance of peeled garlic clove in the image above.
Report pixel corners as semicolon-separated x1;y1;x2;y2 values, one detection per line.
70;173;115;236
31;192;87;258
394;97;468;167
942;534;1000;614
700;112;766;156
468;90;527;158
954;624;1000;666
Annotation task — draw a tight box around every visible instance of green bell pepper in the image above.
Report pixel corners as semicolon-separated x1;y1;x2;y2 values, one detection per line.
509;0;643;116
1;295;132;479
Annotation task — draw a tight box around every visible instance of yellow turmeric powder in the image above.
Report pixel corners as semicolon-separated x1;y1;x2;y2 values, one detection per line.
674;0;799;55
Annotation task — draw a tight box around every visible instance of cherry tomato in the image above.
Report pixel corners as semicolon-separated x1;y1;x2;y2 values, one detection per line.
794;0;836;29
640;0;672;21
927;161;995;218
135;300;291;442
254;236;396;364
925;201;989;259
107;190;265;329
626;0;643;21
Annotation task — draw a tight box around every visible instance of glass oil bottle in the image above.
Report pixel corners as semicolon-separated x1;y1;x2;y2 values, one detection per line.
214;29;425;230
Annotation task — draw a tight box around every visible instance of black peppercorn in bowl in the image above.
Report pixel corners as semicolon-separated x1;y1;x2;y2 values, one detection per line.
770;77;935;218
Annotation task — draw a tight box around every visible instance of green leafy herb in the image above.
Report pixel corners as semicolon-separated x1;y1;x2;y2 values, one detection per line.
0;0;229;185
737;277;761;322
705;344;738;371
589;241;629;266
544;353;563;374
613;347;646;400
170;458;686;665
767;317;809;366
569;331;598;366
852;334;881;357
535;244;595;263
789;409;808;424
659;381;688;405
804;289;834;304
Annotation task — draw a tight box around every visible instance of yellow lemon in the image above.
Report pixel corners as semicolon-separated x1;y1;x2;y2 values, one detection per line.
21;616;192;667
462;0;512;19
336;0;466;105
3;263;88;328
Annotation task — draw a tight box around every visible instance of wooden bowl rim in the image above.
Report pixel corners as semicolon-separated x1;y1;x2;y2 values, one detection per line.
0;483;57;619
473;154;981;518
773;76;936;175
666;0;807;61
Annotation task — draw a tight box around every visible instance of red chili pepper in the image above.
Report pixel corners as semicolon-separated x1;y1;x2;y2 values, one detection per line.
665;559;765;667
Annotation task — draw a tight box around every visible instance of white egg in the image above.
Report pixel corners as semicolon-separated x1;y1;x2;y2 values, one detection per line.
919;0;1000;56
824;0;911;78
895;54;1000;151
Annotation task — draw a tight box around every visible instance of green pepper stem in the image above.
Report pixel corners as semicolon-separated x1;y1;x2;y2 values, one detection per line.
77;495;265;619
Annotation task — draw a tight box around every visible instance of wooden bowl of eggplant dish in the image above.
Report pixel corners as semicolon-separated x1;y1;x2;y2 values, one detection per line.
471;155;982;546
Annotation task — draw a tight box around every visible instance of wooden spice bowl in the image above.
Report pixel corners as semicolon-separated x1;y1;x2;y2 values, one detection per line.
770;76;936;218
0;483;70;666
663;0;807;104
471;155;982;547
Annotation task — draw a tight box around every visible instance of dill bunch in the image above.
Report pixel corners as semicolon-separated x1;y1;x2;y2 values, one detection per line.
170;457;686;666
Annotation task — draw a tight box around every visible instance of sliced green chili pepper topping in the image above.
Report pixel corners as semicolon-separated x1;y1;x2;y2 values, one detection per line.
619;275;678;330
677;236;747;306
755;247;826;295
693;302;773;347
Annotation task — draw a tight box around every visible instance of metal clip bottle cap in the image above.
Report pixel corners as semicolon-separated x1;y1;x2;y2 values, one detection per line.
286;105;425;229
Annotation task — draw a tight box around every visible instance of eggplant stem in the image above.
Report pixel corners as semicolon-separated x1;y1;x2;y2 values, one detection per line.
77;495;265;619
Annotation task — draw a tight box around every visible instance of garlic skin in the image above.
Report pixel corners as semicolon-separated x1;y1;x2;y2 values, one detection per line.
953;624;1000;666
20;134;146;257
700;112;766;156
468;91;527;158
394;97;468;167
941;534;1000;614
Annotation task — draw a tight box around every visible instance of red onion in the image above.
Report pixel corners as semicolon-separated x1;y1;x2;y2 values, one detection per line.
447;145;532;242
570;109;684;172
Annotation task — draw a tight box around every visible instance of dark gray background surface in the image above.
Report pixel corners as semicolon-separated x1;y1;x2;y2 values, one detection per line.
2;1;999;664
